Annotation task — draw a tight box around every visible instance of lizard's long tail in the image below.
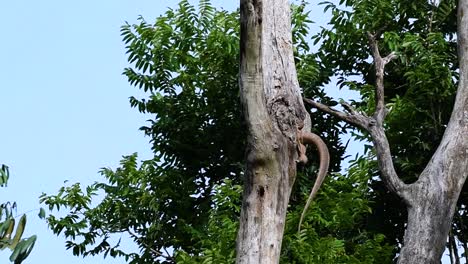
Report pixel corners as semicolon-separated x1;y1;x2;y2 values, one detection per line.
298;132;330;232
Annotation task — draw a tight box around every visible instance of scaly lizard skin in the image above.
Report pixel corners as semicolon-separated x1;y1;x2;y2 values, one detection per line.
297;130;330;232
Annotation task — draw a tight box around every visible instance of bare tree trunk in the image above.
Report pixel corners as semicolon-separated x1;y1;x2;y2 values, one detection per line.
397;185;460;263
304;0;468;262
396;1;468;262
236;0;310;263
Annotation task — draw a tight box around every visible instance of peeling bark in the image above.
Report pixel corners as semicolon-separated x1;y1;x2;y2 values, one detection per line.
236;0;310;263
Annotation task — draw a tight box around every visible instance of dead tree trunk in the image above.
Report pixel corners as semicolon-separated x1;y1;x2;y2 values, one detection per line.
236;0;310;263
304;0;468;263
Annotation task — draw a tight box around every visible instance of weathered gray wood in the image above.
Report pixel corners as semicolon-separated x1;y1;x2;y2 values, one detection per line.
236;0;309;263
304;0;468;262
396;1;468;262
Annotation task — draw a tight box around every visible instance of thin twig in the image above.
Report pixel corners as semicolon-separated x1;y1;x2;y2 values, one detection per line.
127;229;174;261
341;101;358;115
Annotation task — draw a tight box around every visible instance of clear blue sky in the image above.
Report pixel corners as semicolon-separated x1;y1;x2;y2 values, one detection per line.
0;1;237;263
0;0;453;263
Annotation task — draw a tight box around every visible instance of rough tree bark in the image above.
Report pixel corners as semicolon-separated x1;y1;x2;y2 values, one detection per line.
304;0;468;263
236;0;311;263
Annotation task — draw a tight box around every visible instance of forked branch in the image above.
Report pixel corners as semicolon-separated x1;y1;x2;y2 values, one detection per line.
367;32;397;124
304;32;409;200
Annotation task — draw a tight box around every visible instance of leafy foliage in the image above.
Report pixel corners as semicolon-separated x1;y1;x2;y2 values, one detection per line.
281;157;394;264
313;0;459;256
40;0;394;263
175;179;240;264
0;165;38;264
175;157;394;264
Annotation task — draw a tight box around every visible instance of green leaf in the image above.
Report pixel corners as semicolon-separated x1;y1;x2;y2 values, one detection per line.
9;215;26;249
38;208;46;219
0;165;9;187
0;218;15;242
10;235;36;264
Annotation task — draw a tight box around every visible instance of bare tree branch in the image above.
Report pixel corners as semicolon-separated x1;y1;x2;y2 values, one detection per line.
367;125;409;197
304;96;408;198
304;2;468;261
303;34;410;199
367;32;397;124
303;97;370;129
340;101;358;115
383;52;398;64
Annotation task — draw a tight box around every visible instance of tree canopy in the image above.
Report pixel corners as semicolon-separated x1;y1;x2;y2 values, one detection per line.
315;0;460;255
39;1;392;263
39;0;466;263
